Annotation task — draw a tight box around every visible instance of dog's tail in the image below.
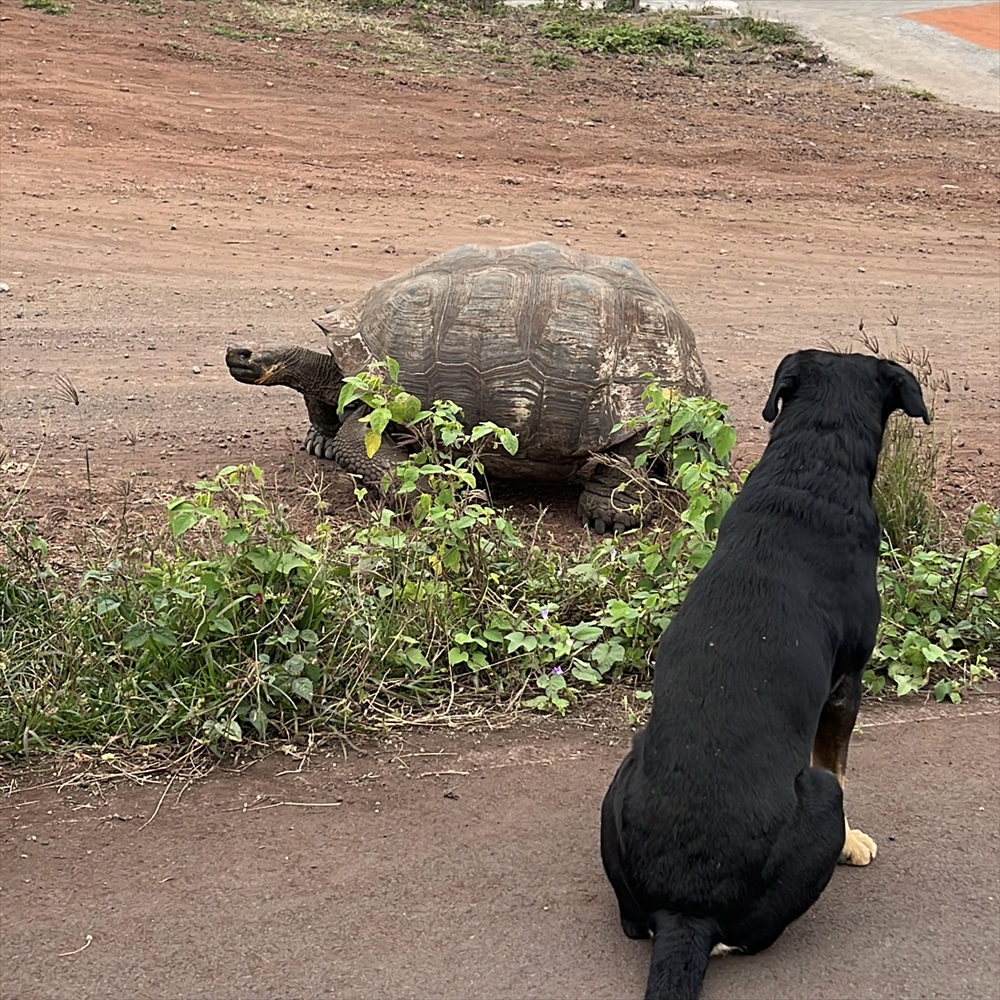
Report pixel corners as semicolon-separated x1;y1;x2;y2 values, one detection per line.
643;911;717;1000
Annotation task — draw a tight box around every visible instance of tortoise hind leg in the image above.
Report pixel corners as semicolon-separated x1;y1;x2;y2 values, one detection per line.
578;439;649;533
578;467;642;533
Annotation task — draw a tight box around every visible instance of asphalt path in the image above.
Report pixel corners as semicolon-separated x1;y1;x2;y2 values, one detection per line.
751;0;1000;112
2;698;998;1000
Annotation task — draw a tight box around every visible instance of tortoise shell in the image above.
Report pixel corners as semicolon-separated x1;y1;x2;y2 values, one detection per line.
317;242;709;463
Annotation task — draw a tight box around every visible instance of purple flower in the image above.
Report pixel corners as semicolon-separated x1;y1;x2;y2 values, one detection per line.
539;607;550;620
551;666;563;675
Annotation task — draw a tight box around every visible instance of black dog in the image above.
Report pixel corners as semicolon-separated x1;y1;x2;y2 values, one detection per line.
601;350;929;1000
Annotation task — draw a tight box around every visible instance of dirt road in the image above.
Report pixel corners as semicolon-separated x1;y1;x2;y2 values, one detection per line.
3;698;999;1000
1;3;999;998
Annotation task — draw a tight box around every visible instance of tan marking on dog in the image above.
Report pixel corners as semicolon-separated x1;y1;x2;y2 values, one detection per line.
811;754;879;865
841;816;878;865
710;943;743;957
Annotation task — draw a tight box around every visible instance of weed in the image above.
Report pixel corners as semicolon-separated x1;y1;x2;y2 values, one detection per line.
869;504;999;701
851;68;875;78
210;25;255;41
858;331;942;553
21;0;72;14
899;87;938;102
875;413;940;552
541;16;721;56
125;0;164;15
720;16;799;47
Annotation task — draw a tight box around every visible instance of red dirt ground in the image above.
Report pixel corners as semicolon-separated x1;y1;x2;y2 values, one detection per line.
1;0;998;532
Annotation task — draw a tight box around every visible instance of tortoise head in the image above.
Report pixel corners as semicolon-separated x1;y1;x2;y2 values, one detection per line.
225;345;345;404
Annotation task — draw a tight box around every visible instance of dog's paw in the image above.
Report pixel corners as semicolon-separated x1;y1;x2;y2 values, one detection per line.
840;823;878;866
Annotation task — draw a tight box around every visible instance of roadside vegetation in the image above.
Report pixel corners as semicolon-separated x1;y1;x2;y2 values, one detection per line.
3;361;997;760
23;0;817;78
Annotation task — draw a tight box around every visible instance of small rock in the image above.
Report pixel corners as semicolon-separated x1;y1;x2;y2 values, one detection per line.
0;283;9;294
305;203;315;210
616;227;627;238
476;214;494;226
15;306;24;319
858;267;866;273
192;366;201;374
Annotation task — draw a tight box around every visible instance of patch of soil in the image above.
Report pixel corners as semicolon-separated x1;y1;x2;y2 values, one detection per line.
1;0;997;535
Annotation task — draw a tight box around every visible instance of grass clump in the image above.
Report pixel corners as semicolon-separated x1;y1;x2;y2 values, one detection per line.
719;15;799;46
21;0;72;13
531;50;575;70
899;87;938;102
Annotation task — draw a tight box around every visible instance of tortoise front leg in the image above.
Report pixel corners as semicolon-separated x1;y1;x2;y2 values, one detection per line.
303;396;344;462
322;407;411;490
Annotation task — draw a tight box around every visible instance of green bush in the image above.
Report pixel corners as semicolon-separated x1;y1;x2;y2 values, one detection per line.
540;16;721;55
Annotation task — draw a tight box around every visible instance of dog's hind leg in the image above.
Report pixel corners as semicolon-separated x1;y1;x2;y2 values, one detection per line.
812;671;877;866
601;759;651;940
725;766;845;955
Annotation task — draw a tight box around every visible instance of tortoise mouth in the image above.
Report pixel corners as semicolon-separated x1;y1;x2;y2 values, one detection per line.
226;346;282;385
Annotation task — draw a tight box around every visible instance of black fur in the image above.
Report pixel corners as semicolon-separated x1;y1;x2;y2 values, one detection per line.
601;350;929;1000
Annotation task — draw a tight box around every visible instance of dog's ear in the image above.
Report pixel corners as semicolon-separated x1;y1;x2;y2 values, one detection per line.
763;353;801;422
883;361;931;425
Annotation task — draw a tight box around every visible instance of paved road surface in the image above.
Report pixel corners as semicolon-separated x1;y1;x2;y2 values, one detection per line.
3;699;998;1000
753;0;1000;112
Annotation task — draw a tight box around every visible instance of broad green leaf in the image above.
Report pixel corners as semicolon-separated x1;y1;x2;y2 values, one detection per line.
369;406;392;437
498;429;519;455
246;707;268;739
123;623;152;649
150;625;178;648
291;676;314;702
168;504;199;537
713;424;737;461
212;616;235;635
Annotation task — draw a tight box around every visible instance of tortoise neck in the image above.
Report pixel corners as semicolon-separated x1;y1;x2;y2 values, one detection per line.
288;347;344;405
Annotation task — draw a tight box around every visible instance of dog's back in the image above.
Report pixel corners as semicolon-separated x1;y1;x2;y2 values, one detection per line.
601;351;929;1000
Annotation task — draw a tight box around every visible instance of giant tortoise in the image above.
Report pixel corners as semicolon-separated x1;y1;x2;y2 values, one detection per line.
226;241;710;531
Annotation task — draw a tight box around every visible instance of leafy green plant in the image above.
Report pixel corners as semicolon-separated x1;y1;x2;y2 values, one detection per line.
869;503;999;701
541;16;720;56
2;360;995;757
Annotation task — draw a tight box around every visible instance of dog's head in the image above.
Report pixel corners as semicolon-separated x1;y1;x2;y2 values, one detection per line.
763;350;930;427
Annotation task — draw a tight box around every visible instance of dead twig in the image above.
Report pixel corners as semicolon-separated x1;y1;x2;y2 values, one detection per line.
59;935;93;958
